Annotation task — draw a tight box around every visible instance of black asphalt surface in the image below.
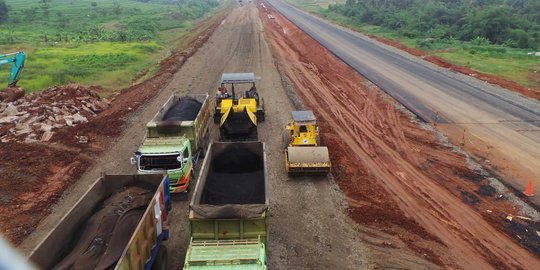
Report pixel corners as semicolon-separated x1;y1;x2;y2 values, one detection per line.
265;0;540;126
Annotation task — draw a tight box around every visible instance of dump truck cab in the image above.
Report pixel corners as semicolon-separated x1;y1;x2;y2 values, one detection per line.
184;237;267;270
134;137;193;193
214;73;265;141
133;94;211;193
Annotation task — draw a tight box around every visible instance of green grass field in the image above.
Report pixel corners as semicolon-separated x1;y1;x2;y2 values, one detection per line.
286;0;540;89
0;0;220;92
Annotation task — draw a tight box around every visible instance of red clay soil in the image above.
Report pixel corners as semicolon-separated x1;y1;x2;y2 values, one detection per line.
0;142;90;244
366;35;540;100
367;34;427;57
0;14;225;246
260;2;540;269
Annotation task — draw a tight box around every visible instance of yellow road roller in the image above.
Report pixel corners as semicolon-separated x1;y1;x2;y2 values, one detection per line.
284;110;331;175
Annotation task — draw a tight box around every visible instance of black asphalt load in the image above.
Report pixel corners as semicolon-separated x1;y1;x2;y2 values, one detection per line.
163;98;203;121
201;145;265;205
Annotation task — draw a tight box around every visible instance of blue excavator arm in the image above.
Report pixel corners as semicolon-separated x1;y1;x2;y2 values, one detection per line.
0;51;26;87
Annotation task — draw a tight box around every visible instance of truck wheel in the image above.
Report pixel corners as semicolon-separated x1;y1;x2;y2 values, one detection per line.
152;246;167;270
200;129;210;158
257;113;265;122
187;170;195;193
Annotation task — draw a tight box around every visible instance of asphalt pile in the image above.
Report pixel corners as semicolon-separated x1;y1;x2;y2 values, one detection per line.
0;84;109;143
163;98;202;121
202;148;265;205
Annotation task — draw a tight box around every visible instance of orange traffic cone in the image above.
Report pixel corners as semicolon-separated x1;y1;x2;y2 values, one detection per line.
523;180;534;197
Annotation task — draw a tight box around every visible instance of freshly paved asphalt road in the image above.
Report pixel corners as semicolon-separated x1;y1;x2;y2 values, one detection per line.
266;0;540;203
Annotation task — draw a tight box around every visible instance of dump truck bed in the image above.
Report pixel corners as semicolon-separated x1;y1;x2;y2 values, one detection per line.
185;141;268;269
29;175;171;270
147;94;211;151
190;141;268;220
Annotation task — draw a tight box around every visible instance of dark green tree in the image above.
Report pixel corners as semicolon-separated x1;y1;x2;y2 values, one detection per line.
461;6;515;44
325;0;539;48
0;0;8;23
113;1;122;15
22;7;39;21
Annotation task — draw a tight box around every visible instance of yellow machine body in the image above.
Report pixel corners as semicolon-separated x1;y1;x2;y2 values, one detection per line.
284;111;331;175
286;122;318;146
219;98;258;126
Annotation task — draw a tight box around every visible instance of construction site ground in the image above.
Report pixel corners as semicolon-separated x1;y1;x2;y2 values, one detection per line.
1;3;538;270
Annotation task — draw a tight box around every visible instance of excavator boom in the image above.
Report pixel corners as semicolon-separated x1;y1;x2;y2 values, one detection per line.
0;51;26;87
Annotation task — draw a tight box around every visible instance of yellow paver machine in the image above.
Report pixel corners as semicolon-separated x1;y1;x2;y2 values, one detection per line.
284;110;331;175
214;73;265;141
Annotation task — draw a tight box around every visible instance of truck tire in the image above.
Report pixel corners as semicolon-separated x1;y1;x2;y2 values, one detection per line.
200;128;210;158
257;112;265;122
187;170;195;193
152;246;167;270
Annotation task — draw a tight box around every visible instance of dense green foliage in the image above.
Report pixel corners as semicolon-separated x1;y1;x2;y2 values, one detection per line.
326;0;540;49
0;0;219;92
1;0;218;43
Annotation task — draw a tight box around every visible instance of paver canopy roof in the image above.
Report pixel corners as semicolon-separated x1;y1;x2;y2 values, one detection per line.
221;72;256;84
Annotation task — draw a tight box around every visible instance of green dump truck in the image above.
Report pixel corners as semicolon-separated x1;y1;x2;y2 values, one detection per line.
132;94;211;193
29;174;172;270
184;141;269;269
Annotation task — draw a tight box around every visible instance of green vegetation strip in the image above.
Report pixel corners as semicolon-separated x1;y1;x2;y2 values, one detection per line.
0;0;220;92
286;0;540;89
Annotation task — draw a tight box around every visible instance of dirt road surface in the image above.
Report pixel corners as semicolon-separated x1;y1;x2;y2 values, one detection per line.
260;1;540;269
20;5;374;269
265;0;540;207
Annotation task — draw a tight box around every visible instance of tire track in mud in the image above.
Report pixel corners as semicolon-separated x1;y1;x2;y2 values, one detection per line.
260;2;540;269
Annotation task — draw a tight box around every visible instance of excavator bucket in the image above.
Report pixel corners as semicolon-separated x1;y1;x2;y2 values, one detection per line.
220;109;258;141
285;146;331;175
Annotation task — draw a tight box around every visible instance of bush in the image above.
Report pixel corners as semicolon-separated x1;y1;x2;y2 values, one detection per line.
416;38;436;49
471;36;490;46
508;29;533;49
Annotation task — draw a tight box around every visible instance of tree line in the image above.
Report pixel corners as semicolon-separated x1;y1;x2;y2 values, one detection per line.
0;0;219;44
327;0;540;49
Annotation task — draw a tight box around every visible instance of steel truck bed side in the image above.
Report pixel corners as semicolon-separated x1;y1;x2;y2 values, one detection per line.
185;141;268;269
146;94;211;152
29;174;171;270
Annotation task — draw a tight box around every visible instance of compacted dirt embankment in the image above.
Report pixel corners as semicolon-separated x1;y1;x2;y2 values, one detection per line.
260;1;540;269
